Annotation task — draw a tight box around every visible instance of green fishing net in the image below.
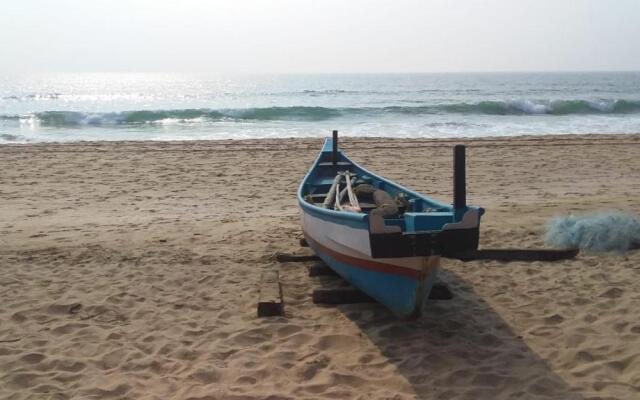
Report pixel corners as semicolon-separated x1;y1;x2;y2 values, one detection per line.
546;212;640;252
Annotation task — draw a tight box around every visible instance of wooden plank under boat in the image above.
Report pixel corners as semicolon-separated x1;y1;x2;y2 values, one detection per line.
297;133;484;319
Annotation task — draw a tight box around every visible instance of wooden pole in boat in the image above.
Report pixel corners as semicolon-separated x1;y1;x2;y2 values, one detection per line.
344;172;360;210
332;130;338;166
322;174;342;209
334;181;343;211
453;145;466;209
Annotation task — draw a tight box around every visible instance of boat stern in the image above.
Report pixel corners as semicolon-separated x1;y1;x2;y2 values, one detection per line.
367;206;484;259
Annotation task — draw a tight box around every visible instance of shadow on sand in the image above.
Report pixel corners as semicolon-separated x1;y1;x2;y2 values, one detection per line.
332;269;584;400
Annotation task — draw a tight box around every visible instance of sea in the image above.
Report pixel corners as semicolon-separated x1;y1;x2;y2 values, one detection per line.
1;72;639;143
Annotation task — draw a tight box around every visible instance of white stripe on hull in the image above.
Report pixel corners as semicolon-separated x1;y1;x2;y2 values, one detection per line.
302;211;371;255
301;210;438;273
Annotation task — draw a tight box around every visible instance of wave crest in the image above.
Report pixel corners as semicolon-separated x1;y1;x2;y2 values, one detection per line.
441;99;640;115
2;106;340;126
1;99;639;127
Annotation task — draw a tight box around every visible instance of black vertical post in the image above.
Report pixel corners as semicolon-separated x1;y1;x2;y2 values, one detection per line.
332;130;338;165
453;145;466;209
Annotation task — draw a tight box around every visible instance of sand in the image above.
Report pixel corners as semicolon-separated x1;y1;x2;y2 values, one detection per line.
1;134;640;400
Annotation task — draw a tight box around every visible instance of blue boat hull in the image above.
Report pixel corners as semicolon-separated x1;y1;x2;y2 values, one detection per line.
297;137;483;319
300;209;439;318
305;233;438;318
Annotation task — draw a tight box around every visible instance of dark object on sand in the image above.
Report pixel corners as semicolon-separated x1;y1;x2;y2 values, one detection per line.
275;252;320;262
312;283;453;305
429;284;453;300
257;270;284;317
313;287;375;304
308;262;339;277
446;248;579;262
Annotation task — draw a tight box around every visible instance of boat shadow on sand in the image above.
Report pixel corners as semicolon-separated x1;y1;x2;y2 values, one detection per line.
332;269;584;400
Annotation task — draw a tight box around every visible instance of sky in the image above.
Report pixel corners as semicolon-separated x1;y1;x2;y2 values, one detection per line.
2;0;640;74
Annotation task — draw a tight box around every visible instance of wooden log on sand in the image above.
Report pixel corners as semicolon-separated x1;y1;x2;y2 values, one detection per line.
275;252;320;262
446;248;579;262
312;283;453;304
257;270;284;317
313;287;374;304
307;262;339;277
429;283;453;300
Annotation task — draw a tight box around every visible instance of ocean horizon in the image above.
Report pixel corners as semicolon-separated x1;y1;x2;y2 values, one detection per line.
1;71;639;143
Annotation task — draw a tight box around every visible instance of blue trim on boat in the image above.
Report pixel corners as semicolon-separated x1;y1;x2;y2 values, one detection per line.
322;137;335;153
297;138;484;231
308;239;436;318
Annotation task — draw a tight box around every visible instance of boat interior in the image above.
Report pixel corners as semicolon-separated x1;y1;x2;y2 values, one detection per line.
301;149;461;233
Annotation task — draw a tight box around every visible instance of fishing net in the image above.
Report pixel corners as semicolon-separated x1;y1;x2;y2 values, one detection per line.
545;212;640;252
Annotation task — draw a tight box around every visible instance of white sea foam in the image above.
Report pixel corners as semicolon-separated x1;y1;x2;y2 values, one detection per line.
1;72;639;142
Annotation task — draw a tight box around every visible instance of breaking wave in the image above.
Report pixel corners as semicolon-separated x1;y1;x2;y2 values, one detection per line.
1;99;639;127
1;107;341;126
440;99;640;115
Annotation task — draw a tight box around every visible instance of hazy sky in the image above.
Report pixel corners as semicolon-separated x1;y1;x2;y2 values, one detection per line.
2;0;639;74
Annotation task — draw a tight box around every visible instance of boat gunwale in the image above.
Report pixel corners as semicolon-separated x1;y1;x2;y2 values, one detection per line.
297;138;462;226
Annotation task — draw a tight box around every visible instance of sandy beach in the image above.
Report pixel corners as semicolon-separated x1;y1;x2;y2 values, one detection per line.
1;134;640;400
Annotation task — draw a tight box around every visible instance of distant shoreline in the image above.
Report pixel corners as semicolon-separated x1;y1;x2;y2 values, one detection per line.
2;132;639;148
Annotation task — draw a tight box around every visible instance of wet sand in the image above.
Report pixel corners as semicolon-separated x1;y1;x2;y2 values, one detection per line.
1;134;640;399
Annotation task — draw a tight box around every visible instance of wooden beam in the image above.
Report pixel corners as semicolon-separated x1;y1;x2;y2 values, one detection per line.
307;262;338;277
313;287;374;304
312;283;454;305
257;270;284;317
429;283;453;300
275;252;320;262
445;248;579;262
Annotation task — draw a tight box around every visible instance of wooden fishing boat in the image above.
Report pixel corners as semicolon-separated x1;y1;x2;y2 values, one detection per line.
297;132;484;319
